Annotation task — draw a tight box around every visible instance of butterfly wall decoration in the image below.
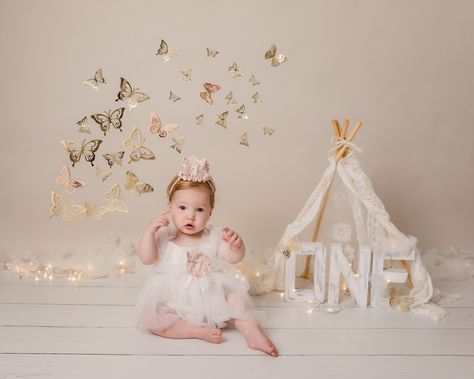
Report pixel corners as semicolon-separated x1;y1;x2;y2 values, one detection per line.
119;127;156;163
56;165;86;193
91;107;125;136
215;111;229;129
75;116;91;134
116;77;150;111
102;151;125;168
264;44;287;66
125;171;154;196
83;68;106;91
149;112;178;138
156;39;178;62
200;83;221;105
61;139;102;167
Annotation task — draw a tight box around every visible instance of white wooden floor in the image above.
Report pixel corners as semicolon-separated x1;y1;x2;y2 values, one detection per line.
1;273;473;379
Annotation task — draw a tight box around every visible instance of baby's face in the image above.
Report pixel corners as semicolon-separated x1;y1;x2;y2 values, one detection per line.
168;186;212;236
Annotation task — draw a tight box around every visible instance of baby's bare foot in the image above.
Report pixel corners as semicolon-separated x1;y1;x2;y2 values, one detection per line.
245;326;278;357
194;327;223;343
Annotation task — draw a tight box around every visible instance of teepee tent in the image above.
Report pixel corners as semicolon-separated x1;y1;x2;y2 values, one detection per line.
262;120;445;321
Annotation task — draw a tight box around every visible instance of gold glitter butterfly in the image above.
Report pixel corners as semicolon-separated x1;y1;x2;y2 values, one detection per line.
155;39;178;62
249;74;260;86
76;116;91;134
102;151;125;168
82;68;106;91
49;191;85;222
125;171;154;196
116;77;150;111
240;132;249;147
225;91;237;105
170;137;185;153
96;166;112;182
119;127;156;163
200;83;221;105
102;183;128;214
83;201;108;220
228;62;244;78
264;44;287;66
252;92;262;104
169;91;181;103
207;48;219;57
235;105;248;120
215;111;229;129
56;165;86;193
149;112;178;138
179;68;192;83
196;114;204;125
263;127;275;135
91;107;125;136
60;139;102;167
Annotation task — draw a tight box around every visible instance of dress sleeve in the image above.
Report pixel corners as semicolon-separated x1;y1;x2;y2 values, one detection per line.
155;227;169;258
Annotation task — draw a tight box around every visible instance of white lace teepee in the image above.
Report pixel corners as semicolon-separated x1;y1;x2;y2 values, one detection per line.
260;120;446;321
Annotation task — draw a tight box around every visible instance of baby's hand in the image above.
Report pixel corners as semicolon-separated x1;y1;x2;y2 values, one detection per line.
146;210;170;235
222;227;242;250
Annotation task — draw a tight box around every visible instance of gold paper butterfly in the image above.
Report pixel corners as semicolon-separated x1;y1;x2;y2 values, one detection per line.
49;191;85;222
76;116;91;134
264;44;287;66
249;74;260;86
96;166;112;182
170;137;185;153
228;62;244;78
240;132;249;147
102;183;128;214
389;288;414;312
60;139;102;167
82;68;106;91
102;151;125;168
119;127;156;163
196;114;204;125
155;39;178;62
83;201;109;220
56;165;86;193
116;77;150;111
235;105;248;120
91;107;125;136
169;91;181;103
215;111;229;129
263;127;275;136
149;112;178;138
225;91;237;105
200;83;221;105
179;68;192;83
125;171;154;196
206;48;219;57
252;92;262;104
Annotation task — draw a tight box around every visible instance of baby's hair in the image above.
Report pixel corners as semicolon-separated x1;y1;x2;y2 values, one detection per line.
167;175;216;209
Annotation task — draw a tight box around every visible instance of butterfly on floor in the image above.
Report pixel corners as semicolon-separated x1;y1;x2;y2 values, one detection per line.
119;127;156;163
76;116;91;134
116;77;150;111
102;151;125;168
56;165;86;193
91;107;125;136
200;83;221;105
61;139;102;167
49;191;85;222
155;39;178;62
82;68;106;91
215;111;229;129
125;171;154;196
264;44;287;66
149;112;178;138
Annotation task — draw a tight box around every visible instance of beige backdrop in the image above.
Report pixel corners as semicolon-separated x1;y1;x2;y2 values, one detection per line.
1;0;473;255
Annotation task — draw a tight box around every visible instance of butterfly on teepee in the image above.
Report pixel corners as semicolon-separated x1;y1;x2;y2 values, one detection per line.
252;92;262;104
228;62;244;78
83;201;108;220
82;68;106;91
91;107;125;136
119;127;156;163
206;48;219;58
179;68;192;84
102;151;125;168
102;183;128;214
56;165;86;193
116;77;150;111
235;105;248;120
155;39;178;62
264;44;287;67
75;116;91;134
96;166;112;182
61;139;102;167
149;112;178;138
215;111;229;129
170;137;185;153
125;171;154;196
169;91;181;103
225;91;237;105
200;83;221;105
49;191;85;222
263;127;275;136
240;132;249;147
196;114;204;126
249;74;260;86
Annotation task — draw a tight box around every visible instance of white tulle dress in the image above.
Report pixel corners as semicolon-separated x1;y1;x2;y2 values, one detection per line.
135;225;255;332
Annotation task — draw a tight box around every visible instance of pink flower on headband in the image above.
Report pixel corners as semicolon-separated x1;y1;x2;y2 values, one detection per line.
178;155;211;182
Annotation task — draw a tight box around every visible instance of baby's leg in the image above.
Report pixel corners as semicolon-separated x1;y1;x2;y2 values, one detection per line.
234;317;278;357
150;319;222;344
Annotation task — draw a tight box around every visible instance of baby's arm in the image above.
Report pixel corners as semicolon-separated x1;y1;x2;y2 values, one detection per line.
137;210;169;265
219;227;245;264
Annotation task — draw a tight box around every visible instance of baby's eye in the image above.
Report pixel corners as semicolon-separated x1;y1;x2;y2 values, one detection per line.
179;205;186;210
196;208;205;212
